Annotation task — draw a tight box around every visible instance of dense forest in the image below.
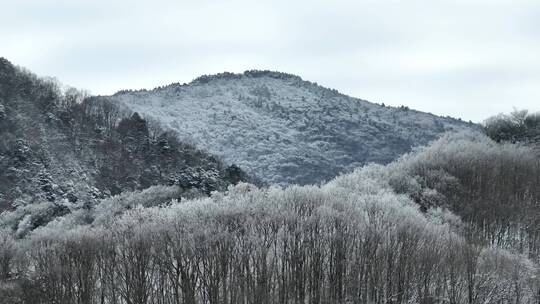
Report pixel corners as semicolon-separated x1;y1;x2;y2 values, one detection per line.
1;58;540;303
0;57;249;212
1;130;539;304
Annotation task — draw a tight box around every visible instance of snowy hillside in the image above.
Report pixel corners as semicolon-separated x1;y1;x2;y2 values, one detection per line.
0;58;247;211
111;71;476;185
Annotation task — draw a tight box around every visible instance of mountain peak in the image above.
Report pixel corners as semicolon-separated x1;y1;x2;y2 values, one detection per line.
191;70;303;85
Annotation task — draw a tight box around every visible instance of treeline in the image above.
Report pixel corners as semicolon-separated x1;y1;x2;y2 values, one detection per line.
1;131;540;303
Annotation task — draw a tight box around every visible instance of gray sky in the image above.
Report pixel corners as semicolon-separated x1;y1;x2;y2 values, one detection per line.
2;0;539;122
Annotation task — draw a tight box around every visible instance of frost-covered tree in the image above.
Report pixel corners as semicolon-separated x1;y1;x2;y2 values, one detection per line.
3;159;537;303
484;109;540;145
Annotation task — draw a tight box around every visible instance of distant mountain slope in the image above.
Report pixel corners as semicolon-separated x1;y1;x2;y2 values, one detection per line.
0;58;247;211
112;71;477;185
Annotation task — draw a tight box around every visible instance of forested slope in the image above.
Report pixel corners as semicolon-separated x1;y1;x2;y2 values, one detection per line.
112;71;477;185
0;58;248;215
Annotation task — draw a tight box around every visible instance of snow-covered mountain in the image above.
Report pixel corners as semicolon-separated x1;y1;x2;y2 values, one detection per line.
110;71;477;185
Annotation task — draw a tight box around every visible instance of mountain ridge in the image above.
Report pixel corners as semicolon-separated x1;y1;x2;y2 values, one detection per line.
114;69;468;122
114;69;472;122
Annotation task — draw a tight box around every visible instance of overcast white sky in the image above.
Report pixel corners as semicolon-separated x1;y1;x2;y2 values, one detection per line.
2;0;539;122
